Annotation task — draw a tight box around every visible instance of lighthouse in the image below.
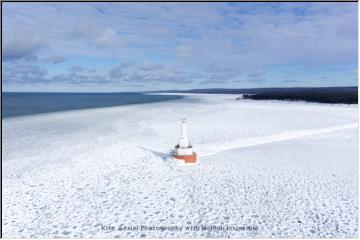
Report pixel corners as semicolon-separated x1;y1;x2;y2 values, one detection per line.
173;119;197;164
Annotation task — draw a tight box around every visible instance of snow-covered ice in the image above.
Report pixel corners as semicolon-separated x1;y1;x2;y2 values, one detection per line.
2;94;358;238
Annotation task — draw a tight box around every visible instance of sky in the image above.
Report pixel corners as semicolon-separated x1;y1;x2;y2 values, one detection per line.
2;2;358;92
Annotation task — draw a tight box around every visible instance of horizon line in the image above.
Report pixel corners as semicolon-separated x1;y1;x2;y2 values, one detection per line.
1;85;358;94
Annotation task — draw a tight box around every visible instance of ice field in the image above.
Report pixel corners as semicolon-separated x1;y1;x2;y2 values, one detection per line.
2;94;358;238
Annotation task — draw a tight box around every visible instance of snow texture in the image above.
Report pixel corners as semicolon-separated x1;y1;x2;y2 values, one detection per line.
2;94;358;238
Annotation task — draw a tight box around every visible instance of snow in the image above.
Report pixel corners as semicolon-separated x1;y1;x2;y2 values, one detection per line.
2;94;358;238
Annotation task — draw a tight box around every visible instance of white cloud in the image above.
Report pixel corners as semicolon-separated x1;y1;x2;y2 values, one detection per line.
70;25;121;49
2;2;357;90
139;60;163;71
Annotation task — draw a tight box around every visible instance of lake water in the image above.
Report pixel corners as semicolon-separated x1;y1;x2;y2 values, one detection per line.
2;92;182;118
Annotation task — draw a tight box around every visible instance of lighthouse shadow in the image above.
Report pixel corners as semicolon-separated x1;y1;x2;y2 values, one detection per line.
140;147;173;162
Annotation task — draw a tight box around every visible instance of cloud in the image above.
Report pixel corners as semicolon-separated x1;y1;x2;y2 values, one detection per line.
3;63;48;83
48;56;66;64
248;78;266;83
109;64;128;80
69;24;121;49
248;70;264;78
3;62;114;86
204;62;240;82
245;70;266;83
51;71;114;85
94;28;119;49
3;32;44;61
108;60;191;84
210;73;235;81
283;79;300;83
88;68;96;73
131;66;185;83
2;2;357;90
3;61;189;86
139;60;163;71
69;65;85;72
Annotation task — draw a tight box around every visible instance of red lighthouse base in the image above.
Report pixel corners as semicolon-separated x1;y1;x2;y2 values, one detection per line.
173;152;197;164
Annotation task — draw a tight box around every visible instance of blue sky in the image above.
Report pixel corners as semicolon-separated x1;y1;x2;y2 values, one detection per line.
2;2;358;92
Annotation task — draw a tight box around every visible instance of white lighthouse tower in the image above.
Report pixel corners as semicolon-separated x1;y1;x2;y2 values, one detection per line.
173;119;197;163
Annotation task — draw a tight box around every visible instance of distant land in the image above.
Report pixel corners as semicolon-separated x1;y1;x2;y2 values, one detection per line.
156;86;358;104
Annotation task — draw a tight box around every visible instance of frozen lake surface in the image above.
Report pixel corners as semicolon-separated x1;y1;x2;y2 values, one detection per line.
2;94;358;238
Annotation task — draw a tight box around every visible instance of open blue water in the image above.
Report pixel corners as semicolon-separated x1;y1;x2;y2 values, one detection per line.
2;92;182;118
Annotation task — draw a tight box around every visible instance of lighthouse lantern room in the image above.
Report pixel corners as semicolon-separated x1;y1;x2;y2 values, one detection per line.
173;119;197;164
